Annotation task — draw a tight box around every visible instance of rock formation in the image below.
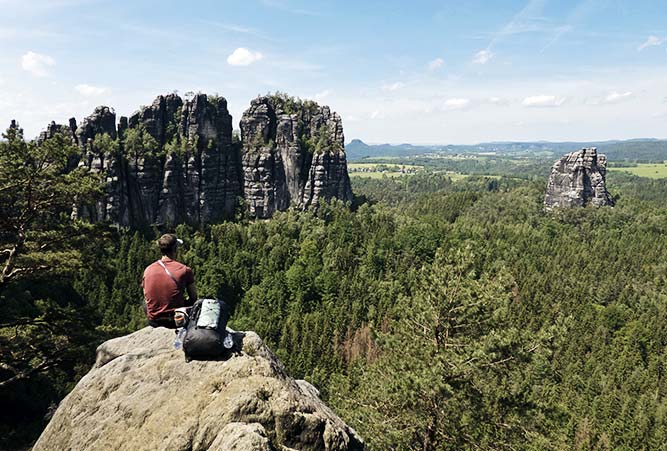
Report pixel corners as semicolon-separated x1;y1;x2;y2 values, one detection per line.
240;95;353;219
36;119;78;145
32;327;364;451
120;93;242;225
35;93;353;226
66;95;242;226
544;147;614;209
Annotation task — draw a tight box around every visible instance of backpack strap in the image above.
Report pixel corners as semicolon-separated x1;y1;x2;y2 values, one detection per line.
157;259;184;292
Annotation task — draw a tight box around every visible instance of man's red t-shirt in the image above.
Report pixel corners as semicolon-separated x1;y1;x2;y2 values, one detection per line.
142;258;195;320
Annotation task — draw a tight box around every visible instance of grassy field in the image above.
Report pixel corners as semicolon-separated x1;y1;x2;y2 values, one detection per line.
609;164;667;179
348;162;424;178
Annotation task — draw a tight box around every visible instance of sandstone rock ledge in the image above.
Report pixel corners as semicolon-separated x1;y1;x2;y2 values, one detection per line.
33;327;364;451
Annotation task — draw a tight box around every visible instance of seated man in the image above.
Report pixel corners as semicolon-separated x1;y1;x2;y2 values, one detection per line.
142;234;197;328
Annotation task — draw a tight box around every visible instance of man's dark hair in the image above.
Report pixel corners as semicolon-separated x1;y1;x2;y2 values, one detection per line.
157;234;180;256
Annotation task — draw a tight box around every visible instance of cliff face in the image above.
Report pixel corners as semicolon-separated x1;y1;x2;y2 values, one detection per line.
37;93;352;226
240;96;353;219
70;94;242;226
544;147;614;210
32;327;364;451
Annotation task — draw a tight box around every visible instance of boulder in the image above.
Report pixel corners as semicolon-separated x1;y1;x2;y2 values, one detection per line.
33;327;364;451
544;147;614;209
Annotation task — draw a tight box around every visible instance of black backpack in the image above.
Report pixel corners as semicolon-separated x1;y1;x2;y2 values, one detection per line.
182;298;230;361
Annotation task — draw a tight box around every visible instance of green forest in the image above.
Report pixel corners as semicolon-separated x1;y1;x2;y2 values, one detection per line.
3;125;667;450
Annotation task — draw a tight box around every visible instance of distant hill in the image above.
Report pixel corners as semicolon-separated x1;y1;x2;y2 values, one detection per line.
346;138;667;162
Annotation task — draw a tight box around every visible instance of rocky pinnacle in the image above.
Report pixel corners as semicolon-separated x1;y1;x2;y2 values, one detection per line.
544;147;614;210
240;95;353;219
37;92;353;227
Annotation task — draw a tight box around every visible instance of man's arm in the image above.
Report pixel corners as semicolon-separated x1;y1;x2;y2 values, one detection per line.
186;282;197;306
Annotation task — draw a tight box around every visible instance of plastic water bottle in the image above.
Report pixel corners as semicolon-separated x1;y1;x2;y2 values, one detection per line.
223;332;233;349
173;328;186;350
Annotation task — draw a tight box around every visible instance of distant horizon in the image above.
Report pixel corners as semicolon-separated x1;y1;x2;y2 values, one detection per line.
347;136;667;147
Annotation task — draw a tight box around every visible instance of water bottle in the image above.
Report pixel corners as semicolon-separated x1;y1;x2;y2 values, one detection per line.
173;327;186;350
223;332;233;349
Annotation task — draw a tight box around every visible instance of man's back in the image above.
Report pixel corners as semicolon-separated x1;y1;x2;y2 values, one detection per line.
143;258;195;320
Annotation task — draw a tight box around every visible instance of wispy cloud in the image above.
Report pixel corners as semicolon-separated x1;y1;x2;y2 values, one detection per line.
200;20;274;41
382;81;405;92
428;57;444;70
539;0;599;52
522;95;565;107
260;0;321;17
20;51;55;77
314;89;330;101
0;27;63;41
487;96;509;106
75;84;109;96
0;0;100;15
227;47;264;66
443;98;471;110
269;57;323;72
478;0;600;56
484;0;547;51
473;50;493;64
603;91;633;103
638;35;665;51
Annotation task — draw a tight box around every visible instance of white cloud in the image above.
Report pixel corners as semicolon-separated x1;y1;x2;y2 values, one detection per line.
428;57;444;70
75;84;108;96
314;89;330;101
21;51;55;77
443;98;470;110
603;91;633;104
487;96;508;105
522;95;565;107
382;81;405;92
473;49;493;64
226;47;263;66
638;35;665;51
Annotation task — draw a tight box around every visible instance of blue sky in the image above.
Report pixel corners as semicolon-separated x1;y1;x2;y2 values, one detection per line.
1;0;667;144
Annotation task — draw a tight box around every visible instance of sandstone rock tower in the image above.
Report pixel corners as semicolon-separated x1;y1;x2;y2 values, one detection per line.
240;95;353;219
544;147;614;210
36;92;353;226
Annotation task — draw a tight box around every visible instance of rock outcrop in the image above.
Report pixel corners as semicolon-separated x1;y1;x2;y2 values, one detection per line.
69;95;243;226
240;95;353;219
33;327;364;451
544;147;614;209
36;93;353;225
37;119;78;145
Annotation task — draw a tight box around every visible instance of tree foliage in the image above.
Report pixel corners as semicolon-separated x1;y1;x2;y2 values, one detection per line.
4;133;667;451
0;124;106;447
